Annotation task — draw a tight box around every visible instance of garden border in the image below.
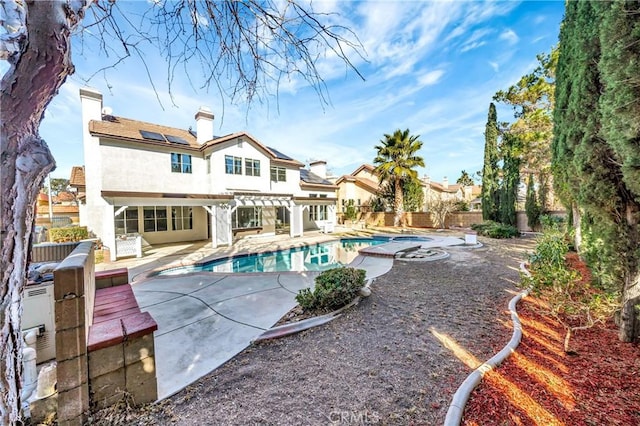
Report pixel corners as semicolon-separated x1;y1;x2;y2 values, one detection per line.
443;262;531;425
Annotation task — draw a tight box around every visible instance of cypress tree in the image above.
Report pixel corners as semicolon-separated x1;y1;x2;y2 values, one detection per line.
553;0;640;341
597;0;640;342
499;132;519;226
482;103;500;221
525;173;540;231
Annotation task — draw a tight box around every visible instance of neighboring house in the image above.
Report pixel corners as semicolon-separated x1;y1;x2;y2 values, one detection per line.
335;164;381;213
69;166;86;202
75;88;337;260
35;191;80;227
422;176;482;210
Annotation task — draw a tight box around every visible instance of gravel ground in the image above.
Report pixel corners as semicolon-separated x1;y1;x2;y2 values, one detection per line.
87;238;535;426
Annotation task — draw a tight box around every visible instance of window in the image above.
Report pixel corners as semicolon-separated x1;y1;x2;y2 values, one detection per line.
233;207;262;229
143;206;168;232
309;205;327;221
114;206;138;235
225;155;242;174
245;158;260;176
172;206;193;231
270;166;286;182
171;153;192;173
206;155;211;174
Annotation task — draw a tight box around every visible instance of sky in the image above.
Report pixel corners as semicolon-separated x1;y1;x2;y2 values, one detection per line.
9;0;565;184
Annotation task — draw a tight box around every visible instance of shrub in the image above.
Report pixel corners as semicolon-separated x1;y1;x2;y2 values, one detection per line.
524;229;618;352
49;226;89;243
296;267;366;313
471;221;518;239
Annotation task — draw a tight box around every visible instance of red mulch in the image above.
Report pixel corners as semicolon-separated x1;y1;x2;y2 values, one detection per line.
462;254;640;426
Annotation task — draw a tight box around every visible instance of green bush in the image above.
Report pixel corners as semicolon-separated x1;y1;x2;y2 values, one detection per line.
49;226;89;243
525;230;574;291
540;215;566;232
471;221;519;239
296;267;366;313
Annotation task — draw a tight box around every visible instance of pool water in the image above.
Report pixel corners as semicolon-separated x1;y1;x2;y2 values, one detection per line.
157;237;427;275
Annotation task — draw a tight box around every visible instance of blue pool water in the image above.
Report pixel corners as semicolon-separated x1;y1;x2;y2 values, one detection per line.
157;236;431;275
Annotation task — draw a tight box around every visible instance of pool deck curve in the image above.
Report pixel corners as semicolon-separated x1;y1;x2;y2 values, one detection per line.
100;229;467;399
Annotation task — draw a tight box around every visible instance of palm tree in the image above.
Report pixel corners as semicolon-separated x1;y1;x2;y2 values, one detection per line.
373;129;425;227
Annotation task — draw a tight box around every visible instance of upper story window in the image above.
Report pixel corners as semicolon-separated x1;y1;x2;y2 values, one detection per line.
270;166;286;182
171;153;192;173
206;155;211;174
245;159;260;177
225;155;242;175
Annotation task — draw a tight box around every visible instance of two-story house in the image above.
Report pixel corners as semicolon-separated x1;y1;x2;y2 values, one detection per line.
77;88;337;260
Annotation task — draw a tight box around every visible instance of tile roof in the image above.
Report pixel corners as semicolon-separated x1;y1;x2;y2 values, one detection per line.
90;115;306;168
70;166;85;187
89;116;200;148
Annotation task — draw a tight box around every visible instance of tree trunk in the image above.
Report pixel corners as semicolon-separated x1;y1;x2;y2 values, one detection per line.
393;178;404;227
1;1;87;422
620;203;640;342
572;202;582;254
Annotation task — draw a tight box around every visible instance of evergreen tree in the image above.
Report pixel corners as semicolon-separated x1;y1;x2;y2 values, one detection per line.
456;170;474;187
596;0;640;342
499;132;520;226
553;0;640;342
481;103;500;221
525;173;540;231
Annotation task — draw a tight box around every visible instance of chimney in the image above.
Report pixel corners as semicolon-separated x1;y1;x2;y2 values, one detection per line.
422;175;431;185
442;176;449;190
79;87;103;124
309;160;327;179
195;107;214;144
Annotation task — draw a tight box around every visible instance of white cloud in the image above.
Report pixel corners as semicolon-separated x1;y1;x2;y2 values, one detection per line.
499;29;519;45
488;61;499;72
418;69;445;87
460;41;486;53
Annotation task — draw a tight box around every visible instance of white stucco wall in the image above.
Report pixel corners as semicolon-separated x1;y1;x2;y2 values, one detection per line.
208;140;277;193
100;142;205;193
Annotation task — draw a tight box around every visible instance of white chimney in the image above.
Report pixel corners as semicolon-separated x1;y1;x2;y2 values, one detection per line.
422;175;431;185
195;107;214;144
309;160;327;179
442;176;449;189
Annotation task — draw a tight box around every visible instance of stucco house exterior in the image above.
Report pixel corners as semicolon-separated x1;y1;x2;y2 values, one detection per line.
335;164;381;213
422;176;482;210
76;88;337;260
335;164;482;213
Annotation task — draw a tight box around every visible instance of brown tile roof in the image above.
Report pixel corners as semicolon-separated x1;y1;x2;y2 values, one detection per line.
89;116;200;149
353;177;380;193
89;117;304;167
70;166;85;187
351;163;377;176
55;192;76;202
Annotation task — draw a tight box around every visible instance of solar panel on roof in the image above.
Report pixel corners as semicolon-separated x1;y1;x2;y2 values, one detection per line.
267;146;294;161
139;130;166;142
164;134;189;145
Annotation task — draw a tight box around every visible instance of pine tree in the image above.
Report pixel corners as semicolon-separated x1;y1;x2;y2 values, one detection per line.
481;103;500;221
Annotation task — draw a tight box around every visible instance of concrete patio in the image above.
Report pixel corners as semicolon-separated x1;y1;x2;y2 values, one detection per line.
100;228;467;399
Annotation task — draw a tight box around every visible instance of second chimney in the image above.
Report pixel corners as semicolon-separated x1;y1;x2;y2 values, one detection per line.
309;160;327;179
195;107;214;144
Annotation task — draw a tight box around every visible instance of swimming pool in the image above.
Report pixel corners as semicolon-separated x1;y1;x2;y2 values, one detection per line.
156;236;431;275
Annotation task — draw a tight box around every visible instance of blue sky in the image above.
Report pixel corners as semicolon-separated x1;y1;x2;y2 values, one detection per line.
20;0;565;184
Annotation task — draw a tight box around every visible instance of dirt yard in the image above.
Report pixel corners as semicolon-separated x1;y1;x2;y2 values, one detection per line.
87;238;535;425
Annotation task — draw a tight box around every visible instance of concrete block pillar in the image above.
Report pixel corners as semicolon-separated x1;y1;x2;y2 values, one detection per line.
53;242;95;426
